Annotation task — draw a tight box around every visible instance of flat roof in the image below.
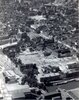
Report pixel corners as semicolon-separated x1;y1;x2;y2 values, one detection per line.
6;83;30;92
30;15;46;21
38;72;60;80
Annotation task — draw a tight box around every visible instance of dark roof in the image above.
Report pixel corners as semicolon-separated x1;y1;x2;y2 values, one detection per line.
58;49;70;54
68;63;79;70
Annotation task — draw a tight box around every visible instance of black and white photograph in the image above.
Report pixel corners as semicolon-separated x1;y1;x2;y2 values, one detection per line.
0;0;78;100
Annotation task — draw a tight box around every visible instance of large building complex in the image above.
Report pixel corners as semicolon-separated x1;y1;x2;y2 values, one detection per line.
0;0;78;100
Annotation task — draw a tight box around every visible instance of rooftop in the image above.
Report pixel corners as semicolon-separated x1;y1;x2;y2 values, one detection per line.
30;15;46;21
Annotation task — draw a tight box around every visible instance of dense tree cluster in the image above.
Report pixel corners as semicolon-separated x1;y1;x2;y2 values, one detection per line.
41;0;78;46
1;0;78;47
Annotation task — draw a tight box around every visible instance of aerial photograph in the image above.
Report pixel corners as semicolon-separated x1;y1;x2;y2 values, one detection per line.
0;0;78;100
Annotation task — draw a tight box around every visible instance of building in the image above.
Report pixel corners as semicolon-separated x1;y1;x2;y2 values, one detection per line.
66;70;79;78
24;92;39;100
0;34;9;40
68;63;79;70
30;15;46;22
39;92;62;100
40;73;61;84
6;83;30;99
66;63;79;78
57;48;71;58
38;88;73;100
0;34;11;45
3;70;20;83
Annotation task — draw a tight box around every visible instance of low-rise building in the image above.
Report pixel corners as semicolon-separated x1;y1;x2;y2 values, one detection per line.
68;63;79;70
3;70;20;83
66;70;79;78
40;73;61;84
39;92;62;100
6;83;30;99
38;88;73;100
57;48;71;58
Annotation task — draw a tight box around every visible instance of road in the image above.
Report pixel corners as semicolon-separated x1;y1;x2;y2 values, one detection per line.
0;42;17;49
